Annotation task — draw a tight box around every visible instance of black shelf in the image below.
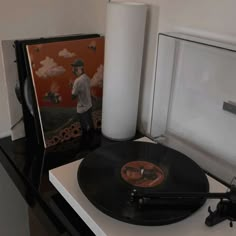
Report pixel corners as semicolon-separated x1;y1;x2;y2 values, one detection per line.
0;130;130;235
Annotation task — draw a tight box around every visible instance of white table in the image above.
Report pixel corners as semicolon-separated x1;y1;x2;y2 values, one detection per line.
49;137;235;236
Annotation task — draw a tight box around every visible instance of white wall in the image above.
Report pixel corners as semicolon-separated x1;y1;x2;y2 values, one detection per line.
2;0;236;136
158;0;236;36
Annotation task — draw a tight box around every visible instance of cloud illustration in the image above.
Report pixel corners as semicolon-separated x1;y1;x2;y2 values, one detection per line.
36;57;65;78
58;48;76;58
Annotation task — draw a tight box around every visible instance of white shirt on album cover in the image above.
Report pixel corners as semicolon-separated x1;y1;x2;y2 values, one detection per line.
72;73;92;114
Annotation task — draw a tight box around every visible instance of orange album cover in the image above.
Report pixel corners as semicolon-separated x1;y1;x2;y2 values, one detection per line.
26;36;104;148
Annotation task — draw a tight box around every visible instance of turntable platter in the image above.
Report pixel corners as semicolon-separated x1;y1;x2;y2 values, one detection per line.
78;141;209;225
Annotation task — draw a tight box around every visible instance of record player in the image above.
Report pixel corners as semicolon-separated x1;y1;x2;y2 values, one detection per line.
49;33;236;235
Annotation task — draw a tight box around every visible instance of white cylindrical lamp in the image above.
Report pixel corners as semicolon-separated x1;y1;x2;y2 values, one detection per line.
102;1;147;140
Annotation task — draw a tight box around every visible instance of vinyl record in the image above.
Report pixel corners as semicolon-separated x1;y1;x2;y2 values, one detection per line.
78;141;209;225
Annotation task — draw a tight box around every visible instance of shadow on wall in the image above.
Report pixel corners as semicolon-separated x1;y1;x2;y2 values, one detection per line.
137;5;160;135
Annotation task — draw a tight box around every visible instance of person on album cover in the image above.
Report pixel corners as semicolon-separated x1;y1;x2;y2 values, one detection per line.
71;58;94;134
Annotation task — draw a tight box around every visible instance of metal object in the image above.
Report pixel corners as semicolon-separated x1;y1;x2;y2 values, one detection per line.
223;101;236;115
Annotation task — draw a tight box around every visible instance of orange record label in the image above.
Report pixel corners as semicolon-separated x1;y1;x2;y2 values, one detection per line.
121;161;164;188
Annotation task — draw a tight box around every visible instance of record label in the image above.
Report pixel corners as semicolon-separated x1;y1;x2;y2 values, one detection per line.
121;161;165;188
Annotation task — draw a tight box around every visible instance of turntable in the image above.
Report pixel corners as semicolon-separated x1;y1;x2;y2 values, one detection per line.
49;33;236;235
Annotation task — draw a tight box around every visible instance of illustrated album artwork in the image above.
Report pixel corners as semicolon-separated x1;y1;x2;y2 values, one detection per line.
19;35;104;148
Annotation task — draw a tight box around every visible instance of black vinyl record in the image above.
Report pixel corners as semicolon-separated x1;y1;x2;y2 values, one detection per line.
78;141;209;225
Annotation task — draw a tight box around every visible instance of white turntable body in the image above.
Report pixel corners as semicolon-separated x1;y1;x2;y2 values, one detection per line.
50;33;236;235
49;137;234;236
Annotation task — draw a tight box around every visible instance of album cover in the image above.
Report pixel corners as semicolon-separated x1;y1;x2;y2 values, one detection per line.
22;35;104;148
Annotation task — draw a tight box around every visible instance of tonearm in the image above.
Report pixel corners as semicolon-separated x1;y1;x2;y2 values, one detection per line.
130;185;236;227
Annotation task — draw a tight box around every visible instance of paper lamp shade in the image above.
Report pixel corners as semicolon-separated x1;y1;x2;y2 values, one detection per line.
102;2;147;140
